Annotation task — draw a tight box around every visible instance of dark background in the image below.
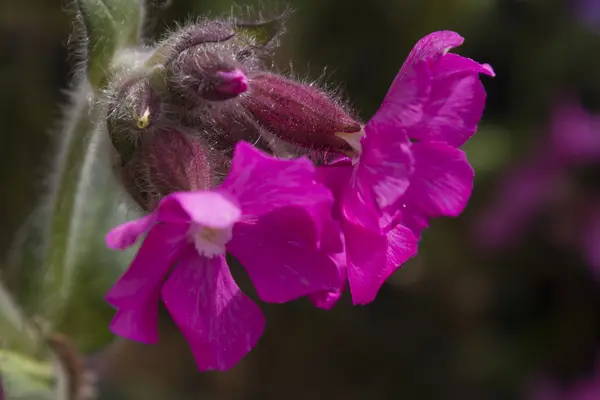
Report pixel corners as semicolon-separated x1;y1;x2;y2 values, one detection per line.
3;0;600;398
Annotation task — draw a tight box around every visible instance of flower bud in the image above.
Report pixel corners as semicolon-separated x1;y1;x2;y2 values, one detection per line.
242;72;362;155
167;43;249;104
165;20;236;60
119;129;215;211
107;77;163;165
214;69;248;96
147;19;239;66
180;104;273;158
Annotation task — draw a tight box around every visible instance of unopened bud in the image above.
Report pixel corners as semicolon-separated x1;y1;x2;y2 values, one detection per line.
148;20;237;66
215;69;248;96
242;73;362;155
119;129;215;211
167;44;249;103
107;77;163;164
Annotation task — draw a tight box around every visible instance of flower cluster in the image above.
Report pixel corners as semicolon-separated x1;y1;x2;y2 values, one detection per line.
105;28;493;371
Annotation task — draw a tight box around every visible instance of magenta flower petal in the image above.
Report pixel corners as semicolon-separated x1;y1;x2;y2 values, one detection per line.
158;191;241;227
316;161;353;194
161;249;264;371
371;31;466;130
367;31;492;149
359;121;414;211
105;224;187;307
228;207;342;303
408;54;493;147
370;59;432;129
343;220;417;306
308;236;347;310
317;162;416;305
434;53;495;77
400;209;430;238
399;141;474;235
109;306;160;344
373;31;465;129
415;73;486;147
404;31;464;65
318;142;413;231
309;284;344;310
343;220;390;305
220;141;333;217
386;223;418;268
105;213;157;250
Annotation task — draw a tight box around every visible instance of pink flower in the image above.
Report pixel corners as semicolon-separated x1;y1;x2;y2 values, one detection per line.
574;0;600;33
105;141;342;371
549;99;600;163
474;99;600;252
314;31;494;306
472;155;560;250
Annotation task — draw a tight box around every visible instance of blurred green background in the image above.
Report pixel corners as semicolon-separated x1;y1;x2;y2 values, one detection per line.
3;0;600;398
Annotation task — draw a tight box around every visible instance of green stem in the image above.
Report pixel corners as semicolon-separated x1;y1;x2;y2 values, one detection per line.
40;82;101;327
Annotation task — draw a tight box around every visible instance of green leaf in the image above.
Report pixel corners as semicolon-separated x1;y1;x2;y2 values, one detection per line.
39;84;141;351
0;280;41;356
76;0;145;89
0;350;54;400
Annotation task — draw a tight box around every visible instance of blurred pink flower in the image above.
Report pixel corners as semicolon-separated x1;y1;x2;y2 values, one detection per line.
550;100;600;163
474;99;600;275
574;0;600;33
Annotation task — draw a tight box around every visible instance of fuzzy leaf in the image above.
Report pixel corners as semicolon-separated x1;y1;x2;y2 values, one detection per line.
39;84;141;351
76;0;145;89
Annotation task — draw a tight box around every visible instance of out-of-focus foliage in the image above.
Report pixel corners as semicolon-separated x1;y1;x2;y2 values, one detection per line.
2;0;600;399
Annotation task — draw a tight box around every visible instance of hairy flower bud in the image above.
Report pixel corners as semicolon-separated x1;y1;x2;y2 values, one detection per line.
214;69;249;96
119;130;215;211
153;20;237;65
167;43;249;104
107;77;164;165
242;72;362;155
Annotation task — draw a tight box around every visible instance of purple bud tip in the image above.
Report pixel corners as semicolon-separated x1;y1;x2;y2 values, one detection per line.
215;69;248;95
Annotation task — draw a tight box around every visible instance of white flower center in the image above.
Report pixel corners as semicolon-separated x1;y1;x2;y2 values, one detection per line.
189;224;233;258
